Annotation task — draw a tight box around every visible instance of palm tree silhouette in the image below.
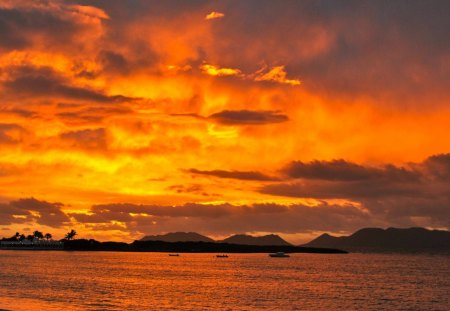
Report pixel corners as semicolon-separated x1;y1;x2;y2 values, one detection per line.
44;233;52;240
33;231;44;240
65;229;77;240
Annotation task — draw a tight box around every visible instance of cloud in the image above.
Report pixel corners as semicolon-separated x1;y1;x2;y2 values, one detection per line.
205;11;224;20
70;201;372;236
254;66;301;86
260;155;450;228
209;110;288;125
188;168;277;181
261;180;422;200
1;66;135;103
55;105;133;126
0;123;27;144
0;108;36;118
98;50;130;74
173;109;289;126
200;63;241;76
166;184;218;197
423;153;450;182
282;159;419;181
0;198;69;227
0;1;107;51
59;128;107;150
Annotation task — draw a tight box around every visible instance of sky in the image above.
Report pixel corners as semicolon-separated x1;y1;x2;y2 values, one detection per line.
0;0;449;243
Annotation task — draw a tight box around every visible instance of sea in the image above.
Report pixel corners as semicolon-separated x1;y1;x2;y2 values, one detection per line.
0;251;448;310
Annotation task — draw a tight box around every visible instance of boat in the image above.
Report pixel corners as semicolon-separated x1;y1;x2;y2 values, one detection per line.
269;252;290;258
216;254;228;258
169;253;179;256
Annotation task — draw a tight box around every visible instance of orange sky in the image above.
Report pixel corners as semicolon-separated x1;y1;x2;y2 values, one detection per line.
0;0;449;243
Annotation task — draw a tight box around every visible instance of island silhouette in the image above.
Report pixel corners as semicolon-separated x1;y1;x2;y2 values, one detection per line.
1;227;449;253
303;227;450;252
141;232;292;246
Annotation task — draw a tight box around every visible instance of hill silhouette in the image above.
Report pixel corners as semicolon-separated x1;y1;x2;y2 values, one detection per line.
141;232;292;246
303;227;450;252
220;234;292;246
140;232;214;243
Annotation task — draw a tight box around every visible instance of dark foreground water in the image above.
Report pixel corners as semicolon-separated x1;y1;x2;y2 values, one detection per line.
0;251;449;310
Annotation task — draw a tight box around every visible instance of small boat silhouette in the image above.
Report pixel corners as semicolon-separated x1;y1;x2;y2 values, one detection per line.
269;252;290;258
169;253;179;256
216;254;228;258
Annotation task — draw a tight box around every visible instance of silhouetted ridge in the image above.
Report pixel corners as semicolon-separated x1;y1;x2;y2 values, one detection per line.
220;234;292;246
140;232;292;246
140;232;214;243
303;227;450;252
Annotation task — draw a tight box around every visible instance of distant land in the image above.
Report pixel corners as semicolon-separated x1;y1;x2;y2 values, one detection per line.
220;234;292;246
62;240;346;254
141;232;292;246
303;227;450;253
141;232;215;243
1;230;345;253
2;227;449;253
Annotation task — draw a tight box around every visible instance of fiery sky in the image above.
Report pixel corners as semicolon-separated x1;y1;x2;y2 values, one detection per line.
0;0;449;243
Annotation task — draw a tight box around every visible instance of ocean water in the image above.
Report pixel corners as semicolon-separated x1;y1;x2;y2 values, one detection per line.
0;251;448;310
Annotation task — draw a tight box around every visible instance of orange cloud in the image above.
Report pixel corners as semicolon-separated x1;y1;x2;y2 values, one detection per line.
200;63;241;76
205;11;225;20
254;66;301;86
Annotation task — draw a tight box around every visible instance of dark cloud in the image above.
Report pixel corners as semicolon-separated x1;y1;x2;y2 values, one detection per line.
0;202;30;225
6;0;447;103
2;66;135;103
98;50;130;74
0;108;36;118
166;184;213;197
56;112;104;125
0;5;81;51
70;201;372;235
283;159;419;181
209;110;288;125
260;154;450;228
67;0;208;23
0;198;69;227
171;110;289;126
188;168;277;181
60;128;107;150
261;180;423;200
260;179;450;228
55;104;133;125
0;123;27;144
97;47;160;76
207;0;450;102
423;153;450;182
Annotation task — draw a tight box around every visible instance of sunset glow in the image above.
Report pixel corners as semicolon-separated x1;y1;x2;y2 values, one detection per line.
0;0;449;244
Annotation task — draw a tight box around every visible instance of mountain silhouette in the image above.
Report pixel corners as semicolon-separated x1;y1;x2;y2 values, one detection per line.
220;234;292;246
140;232;214;243
303;227;450;252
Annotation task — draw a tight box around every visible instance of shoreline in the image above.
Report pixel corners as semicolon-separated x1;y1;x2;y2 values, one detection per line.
0;239;349;254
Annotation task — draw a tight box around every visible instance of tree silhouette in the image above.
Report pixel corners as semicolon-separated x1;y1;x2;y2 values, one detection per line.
65;229;77;240
33;231;44;240
44;233;52;240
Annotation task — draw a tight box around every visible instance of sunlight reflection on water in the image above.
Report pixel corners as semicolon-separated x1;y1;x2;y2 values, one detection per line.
0;251;448;310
